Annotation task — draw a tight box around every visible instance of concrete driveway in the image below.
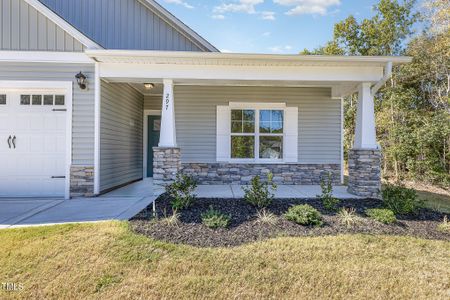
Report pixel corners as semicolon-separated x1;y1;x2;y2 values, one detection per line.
0;196;155;229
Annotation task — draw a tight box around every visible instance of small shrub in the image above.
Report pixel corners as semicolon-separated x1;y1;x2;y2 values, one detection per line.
255;209;278;226
165;174;197;211
284;204;323;226
437;216;450;233
317;172;340;211
382;184;423;215
201;206;231;229
365;208;397;224
338;207;362;228
243;173;277;209
159;211;181;227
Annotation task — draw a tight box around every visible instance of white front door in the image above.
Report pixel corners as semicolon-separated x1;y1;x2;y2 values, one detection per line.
0;91;67;197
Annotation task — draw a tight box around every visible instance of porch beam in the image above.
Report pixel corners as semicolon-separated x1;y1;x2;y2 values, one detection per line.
159;79;177;147
98;63;384;83
354;82;378;149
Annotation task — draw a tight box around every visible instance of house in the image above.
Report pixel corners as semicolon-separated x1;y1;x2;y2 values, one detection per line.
0;0;411;200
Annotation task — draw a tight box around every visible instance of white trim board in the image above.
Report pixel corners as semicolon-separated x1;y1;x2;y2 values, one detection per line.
143;110;162;178
0;80;73;200
0;51;94;64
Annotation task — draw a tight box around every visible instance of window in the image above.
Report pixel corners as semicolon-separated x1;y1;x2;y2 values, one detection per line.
20;95;31;105
230;108;284;161
32;95;42;105
0;94;6;105
55;95;65;105
44;95;54;105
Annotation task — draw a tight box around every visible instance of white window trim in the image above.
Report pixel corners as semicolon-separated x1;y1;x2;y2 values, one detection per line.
228;102;287;164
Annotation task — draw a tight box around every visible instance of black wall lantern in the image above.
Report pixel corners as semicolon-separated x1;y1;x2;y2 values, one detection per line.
75;71;87;90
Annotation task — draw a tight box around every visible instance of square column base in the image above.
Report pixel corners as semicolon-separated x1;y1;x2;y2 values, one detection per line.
153;147;181;187
347;149;381;199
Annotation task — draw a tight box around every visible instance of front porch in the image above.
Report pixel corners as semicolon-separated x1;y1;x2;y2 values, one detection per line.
87;51;411;199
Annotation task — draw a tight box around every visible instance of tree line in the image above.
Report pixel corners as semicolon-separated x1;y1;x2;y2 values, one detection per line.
301;0;449;188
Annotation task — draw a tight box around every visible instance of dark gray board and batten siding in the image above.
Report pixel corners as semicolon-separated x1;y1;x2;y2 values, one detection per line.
0;0;84;51
38;0;210;51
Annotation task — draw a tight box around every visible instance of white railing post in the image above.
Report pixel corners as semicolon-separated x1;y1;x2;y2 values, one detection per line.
354;82;378;149
159;79;177;147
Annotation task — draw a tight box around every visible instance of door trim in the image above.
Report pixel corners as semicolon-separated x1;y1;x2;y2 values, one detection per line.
0;80;73;199
143;110;161;178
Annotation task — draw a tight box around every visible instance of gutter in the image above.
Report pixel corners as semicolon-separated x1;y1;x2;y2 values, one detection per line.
371;61;393;95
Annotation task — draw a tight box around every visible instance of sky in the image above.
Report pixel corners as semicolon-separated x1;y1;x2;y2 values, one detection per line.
158;0;382;53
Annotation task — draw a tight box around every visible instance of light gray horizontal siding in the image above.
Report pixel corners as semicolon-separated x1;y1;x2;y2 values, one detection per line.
0;0;84;51
174;86;341;164
100;81;143;192
39;0;207;51
0;62;95;165
144;95;162;110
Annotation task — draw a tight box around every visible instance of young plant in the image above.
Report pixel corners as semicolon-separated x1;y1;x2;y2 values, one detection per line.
284;204;323;226
382;184;423;215
242;173;277;209
337;207;362;229
165;173;197;211
159;211;181;227
317;172;340;211
365;208;397;224
201;206;231;229
437;216;450;233
255;208;278;226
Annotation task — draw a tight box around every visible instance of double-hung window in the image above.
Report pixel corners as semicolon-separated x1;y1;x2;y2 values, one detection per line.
230;107;284;161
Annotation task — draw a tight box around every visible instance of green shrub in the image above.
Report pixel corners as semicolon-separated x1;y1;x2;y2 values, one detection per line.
242;173;277;208
201;206;231;229
382;184;423;215
365;208;397;224
165;174;197;211
437;216;450;233
284;204;323;226
338;207;362;228
317;172;340;211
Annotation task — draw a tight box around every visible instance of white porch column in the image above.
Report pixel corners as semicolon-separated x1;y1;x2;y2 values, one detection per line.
159;79;177;147
354;82;378;149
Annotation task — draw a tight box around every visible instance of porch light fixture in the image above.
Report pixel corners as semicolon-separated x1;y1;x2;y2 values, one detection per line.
144;83;155;90
75;72;87;90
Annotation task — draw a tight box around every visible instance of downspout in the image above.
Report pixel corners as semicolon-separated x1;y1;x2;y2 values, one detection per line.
371;61;393;95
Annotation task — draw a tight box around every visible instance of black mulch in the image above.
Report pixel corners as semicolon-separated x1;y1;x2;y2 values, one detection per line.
130;194;449;247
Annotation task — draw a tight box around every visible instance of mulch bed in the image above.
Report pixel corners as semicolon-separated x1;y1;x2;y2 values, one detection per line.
130;194;450;247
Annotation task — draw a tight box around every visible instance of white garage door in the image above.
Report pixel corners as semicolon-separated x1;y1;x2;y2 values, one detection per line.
0;91;67;197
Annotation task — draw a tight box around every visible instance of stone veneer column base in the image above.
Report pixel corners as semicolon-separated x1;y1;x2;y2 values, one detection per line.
181;163;341;185
347;149;381;198
153;147;181;186
70;166;94;198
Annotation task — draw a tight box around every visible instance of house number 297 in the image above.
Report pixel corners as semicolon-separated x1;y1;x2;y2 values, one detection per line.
165;93;170;110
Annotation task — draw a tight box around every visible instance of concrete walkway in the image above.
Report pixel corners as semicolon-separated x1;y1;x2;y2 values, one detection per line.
195;184;359;199
0;178;359;229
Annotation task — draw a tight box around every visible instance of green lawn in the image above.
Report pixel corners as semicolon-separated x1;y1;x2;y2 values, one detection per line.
1;222;449;299
417;190;450;213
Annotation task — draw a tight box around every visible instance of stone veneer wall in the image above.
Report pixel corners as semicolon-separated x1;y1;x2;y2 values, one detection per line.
347;149;381;198
181;163;341;185
153;147;181;186
70;166;94;197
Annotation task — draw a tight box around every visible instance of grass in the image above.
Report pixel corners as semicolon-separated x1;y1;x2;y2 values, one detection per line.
0;222;449;299
416;190;450;213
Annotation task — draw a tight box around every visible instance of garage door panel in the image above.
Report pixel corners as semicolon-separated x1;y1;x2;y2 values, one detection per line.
0;90;67;198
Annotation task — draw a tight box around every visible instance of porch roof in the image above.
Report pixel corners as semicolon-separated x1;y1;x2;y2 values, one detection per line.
88;50;412;98
86;50;411;67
